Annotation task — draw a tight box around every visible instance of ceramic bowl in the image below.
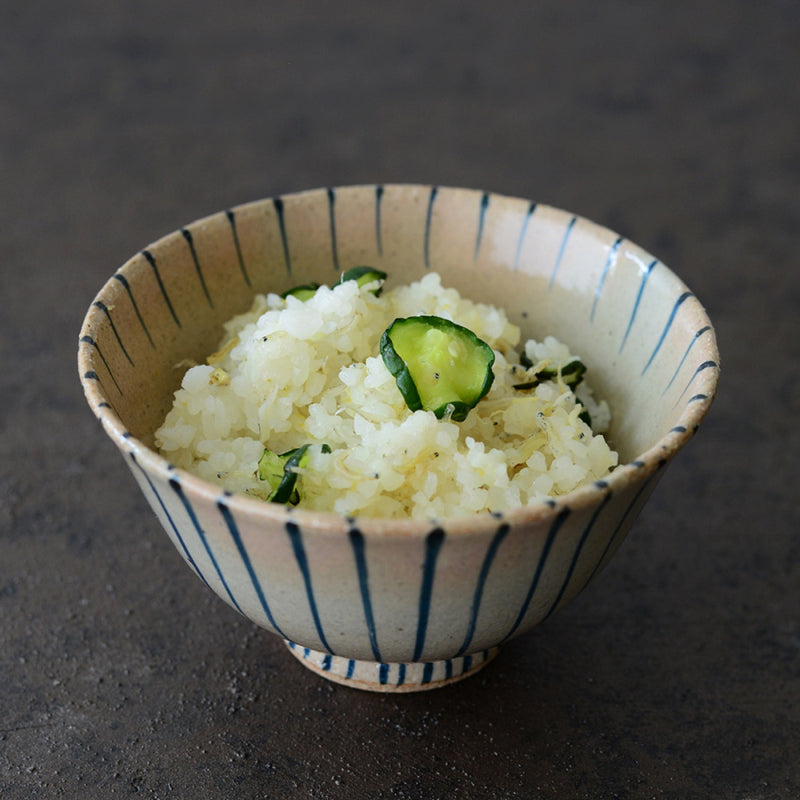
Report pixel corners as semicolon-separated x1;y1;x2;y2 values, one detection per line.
78;185;719;692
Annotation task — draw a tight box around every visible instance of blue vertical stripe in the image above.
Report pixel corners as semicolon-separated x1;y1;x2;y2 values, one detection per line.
542;492;613;621
619;259;658;352
424;186;438;269
286;521;332;653
80;336;122;396
642;291;693;375
413;527;445;661
674;360;718;406
591;236;623;322
181;228;214;308
662;325;712;394
165;472;263;599
128;458;209;588
503;507;570;642
89;384;119;418
92;301;134;366
141;249;181;328
169;479;240;610
225;209;251;287
113;273;155;349
218;498;287;637
549;216;577;289
456;523;510;656
349;526;382;661
513;202;537;271
327;188;340;272
375;185;384;256
474;192;490;259
580;467;662;592
273;197;292;276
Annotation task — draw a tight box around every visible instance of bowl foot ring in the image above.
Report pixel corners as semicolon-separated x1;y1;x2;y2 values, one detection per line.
284;641;499;692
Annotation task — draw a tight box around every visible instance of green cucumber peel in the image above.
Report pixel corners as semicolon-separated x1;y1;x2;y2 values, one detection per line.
338;266;387;295
281;267;386;303
512;357;587;391
281;283;321;301
257;443;330;505
380;315;495;422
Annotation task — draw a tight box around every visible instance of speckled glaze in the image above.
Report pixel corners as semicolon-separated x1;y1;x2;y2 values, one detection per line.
78;185;719;691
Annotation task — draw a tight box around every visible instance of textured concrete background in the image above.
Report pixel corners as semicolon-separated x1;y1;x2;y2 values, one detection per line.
2;1;799;797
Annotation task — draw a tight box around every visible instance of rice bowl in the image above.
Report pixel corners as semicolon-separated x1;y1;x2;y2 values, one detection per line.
78;184;719;690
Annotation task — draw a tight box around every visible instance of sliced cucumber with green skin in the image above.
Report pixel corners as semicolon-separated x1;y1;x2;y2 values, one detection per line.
281;268;386;302
257;444;330;505
257;448;288;490
338;266;387;295
541;358;586;389
510;355;593;427
512;358;587;391
281;283;321;301
380;315;495;422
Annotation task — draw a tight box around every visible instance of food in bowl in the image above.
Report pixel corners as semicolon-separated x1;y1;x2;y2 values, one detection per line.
155;270;618;519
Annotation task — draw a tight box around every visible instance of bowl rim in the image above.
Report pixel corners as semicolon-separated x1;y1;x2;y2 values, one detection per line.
78;184;720;537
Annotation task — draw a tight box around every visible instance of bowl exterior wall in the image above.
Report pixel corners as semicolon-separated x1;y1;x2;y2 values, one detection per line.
123;441;664;662
80;184;718;668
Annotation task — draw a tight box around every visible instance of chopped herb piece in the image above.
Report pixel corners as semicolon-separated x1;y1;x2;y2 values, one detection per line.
380;315;495;422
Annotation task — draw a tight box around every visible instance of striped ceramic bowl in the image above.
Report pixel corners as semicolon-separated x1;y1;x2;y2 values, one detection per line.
78;185;719;692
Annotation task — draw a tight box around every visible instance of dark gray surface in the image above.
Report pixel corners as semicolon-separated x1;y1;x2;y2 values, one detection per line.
2;2;799;797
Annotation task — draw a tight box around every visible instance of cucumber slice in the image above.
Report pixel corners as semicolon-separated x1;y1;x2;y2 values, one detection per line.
338;266;387;295
512;358;587;391
257;448;288;491
257;444;330;505
281;283;320;301
281;267;386;302
380;316;495;422
540;358;586;389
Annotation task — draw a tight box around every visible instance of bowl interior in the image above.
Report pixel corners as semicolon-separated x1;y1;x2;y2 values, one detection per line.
80;185;718;480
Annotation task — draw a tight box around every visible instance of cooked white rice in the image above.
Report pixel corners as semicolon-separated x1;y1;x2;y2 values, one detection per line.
155;273;618;518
